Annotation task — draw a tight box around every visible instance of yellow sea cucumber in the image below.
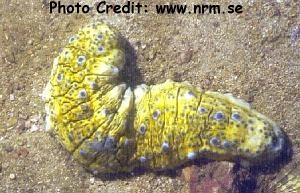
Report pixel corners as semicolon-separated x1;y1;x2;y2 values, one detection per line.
43;23;285;173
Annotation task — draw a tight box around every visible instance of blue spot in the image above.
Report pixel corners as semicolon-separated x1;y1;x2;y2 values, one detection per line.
90;140;105;152
79;149;87;157
64;50;70;58
90;82;98;90
210;137;220;146
90;137;116;153
213;111;224;120
161;142;170;152
231;113;241;121
68;133;74;141
78;89;87;99
79;149;95;160
96;46;105;54
140;156;147;163
152;110;161;120
69;36;76;43
185;91;195;100
101;109;109;116
198;107;207;114
187;152;197;160
57;73;63;82
187;91;194;96
77;55;86;65
104;137;116;150
139;124;146;135
222;141;233;149
96;34;103;41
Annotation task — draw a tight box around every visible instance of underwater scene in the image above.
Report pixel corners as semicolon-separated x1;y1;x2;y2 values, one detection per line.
0;0;299;192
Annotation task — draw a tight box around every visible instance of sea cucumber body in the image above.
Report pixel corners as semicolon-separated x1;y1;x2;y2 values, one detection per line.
43;23;284;173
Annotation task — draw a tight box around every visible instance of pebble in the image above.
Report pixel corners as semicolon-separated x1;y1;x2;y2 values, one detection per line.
98;180;105;186
24;120;31;129
30;124;39;132
15;121;26;133
179;50;193;64
16;147;29;157
4;145;14;153
9;173;16;180
9;94;15;101
182;162;235;191
141;43;147;49
148;50;156;60
89;177;95;184
27;39;33;45
30;115;40;123
18;113;29;120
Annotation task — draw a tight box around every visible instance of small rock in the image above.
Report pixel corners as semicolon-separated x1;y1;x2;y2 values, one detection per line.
24;120;31;129
15;121;26;133
30;115;40;123
182;165;196;182
2;162;9;169
141;43;147;49
27;39;33;45
90;177;95;184
148;50;156;60
16;147;29;157
14;82;25;91
179;49;193;64
30;124;39;132
182;162;235;193
4;145;14;153
17;140;26;146
198;162;235;193
18;113;29;120
9;173;16;180
9;94;15;101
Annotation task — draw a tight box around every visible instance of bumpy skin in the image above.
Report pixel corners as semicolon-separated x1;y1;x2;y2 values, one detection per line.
43;23;285;173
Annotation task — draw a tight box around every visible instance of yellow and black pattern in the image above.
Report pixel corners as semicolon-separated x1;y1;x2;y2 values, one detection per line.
43;23;285;173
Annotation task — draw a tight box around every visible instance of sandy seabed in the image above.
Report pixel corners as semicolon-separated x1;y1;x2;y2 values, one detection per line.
0;0;299;193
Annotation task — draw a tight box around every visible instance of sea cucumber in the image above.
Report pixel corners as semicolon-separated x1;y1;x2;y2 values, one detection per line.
42;23;285;173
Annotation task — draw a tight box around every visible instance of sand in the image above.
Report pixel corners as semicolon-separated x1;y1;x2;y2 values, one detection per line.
0;0;299;192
